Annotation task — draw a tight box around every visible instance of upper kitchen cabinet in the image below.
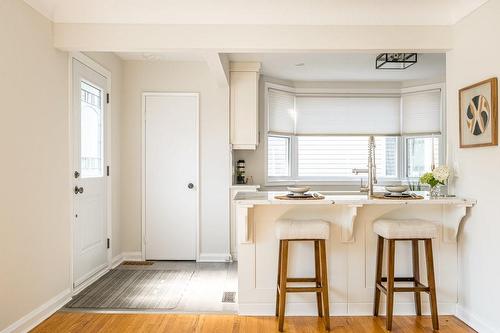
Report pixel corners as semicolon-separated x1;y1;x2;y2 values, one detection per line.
230;62;261;150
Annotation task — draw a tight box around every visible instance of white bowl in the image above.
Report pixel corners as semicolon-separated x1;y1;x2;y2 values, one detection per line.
287;186;311;194
385;185;409;193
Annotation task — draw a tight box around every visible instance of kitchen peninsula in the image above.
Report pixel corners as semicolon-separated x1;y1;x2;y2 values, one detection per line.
234;191;475;316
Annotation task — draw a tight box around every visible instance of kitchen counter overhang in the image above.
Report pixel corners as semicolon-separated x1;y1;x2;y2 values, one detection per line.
234;191;476;244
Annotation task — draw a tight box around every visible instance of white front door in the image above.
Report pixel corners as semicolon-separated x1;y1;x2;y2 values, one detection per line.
144;93;198;260
72;59;108;287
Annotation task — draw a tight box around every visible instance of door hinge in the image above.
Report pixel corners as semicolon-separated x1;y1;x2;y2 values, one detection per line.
106;165;110;176
107;238;110;249
106;93;110;104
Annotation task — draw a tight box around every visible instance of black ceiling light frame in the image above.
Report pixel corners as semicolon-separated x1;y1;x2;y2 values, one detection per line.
376;53;417;70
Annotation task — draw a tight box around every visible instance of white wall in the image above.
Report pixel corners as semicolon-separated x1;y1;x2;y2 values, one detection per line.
84;52;124;259
446;0;500;331
0;0;70;330
121;61;230;259
0;3;125;330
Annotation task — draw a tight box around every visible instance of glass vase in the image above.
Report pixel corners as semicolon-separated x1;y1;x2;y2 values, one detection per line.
429;185;441;198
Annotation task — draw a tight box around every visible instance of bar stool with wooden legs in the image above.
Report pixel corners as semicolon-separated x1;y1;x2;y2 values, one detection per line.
275;218;331;332
373;219;439;331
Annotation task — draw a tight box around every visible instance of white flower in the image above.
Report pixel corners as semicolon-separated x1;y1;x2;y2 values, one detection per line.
432;165;450;183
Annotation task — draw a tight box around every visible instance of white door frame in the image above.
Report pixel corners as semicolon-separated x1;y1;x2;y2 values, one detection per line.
69;52;113;294
141;92;200;261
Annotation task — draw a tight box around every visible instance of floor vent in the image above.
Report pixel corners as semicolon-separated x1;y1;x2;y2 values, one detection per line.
222;291;236;303
122;261;154;266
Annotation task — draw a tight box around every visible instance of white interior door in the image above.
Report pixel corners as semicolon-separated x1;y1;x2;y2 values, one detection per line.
144;93;198;260
72;59;108;287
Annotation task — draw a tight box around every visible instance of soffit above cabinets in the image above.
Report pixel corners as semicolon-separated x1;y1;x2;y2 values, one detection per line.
25;0;488;26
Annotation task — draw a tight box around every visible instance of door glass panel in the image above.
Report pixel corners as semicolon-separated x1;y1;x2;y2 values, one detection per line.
80;81;103;178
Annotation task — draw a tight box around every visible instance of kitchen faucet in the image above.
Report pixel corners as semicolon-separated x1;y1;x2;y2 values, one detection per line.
352;135;377;197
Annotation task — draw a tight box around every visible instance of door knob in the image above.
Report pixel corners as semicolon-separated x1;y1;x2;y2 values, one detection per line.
74;186;84;194
187;183;194;189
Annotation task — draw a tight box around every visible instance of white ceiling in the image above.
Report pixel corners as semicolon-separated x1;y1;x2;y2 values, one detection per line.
25;0;488;25
228;53;446;82
117;52;206;62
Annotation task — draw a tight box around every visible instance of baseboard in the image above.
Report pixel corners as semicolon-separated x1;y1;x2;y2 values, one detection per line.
72;267;110;295
348;302;456;316
197;253;232;262
456;304;497;333
238;302;456;316
1;289;71;333
111;253;124;268
122;251;142;261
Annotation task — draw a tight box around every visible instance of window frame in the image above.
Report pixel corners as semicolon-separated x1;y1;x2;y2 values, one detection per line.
403;134;444;179
266;134;293;181
263;82;446;186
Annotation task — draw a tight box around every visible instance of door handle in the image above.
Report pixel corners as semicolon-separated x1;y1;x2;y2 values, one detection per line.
74;186;84;194
187;183;194;189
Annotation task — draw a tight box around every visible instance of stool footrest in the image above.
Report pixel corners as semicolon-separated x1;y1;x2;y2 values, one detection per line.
376;281;430;294
287;277;317;282
394;286;430;293
381;277;415;282
286;287;322;293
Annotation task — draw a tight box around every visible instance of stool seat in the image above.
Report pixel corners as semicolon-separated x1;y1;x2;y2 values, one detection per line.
373;219;438;239
275;219;330;240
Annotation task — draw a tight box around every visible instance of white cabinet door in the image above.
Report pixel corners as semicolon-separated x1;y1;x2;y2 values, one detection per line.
144;94;198;260
230;67;260;150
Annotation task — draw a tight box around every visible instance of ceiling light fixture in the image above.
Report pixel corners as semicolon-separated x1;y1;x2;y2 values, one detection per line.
376;53;417;70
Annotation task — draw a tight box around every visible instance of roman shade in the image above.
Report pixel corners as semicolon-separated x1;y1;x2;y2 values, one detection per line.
295;96;401;135
268;89;295;134
267;87;442;136
401;89;442;135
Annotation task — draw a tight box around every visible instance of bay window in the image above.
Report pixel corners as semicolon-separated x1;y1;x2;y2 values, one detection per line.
266;84;443;183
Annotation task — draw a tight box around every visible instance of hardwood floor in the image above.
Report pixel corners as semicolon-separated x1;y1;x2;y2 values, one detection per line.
32;313;475;333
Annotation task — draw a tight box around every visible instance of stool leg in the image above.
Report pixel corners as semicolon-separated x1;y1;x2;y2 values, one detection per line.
425;239;439;330
278;240;289;332
373;236;384;316
314;240;323;317
319;239;330;331
275;240;283;317
386;239;396;331
412;240;422;316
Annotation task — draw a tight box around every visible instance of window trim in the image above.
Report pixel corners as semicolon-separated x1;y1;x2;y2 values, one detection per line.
264;82;446;186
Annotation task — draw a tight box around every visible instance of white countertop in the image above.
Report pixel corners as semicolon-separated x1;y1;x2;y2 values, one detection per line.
234;191;476;206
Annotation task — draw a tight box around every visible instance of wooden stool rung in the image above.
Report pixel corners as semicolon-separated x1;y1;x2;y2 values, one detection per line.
381;277;415;282
394;286;430;293
287;277;317;282
286;287;322;293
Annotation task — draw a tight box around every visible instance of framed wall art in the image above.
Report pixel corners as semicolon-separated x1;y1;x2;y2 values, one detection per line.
459;77;498;148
